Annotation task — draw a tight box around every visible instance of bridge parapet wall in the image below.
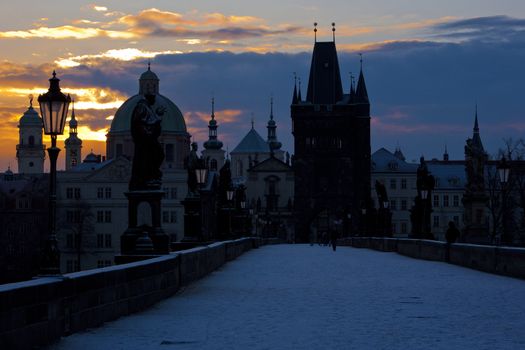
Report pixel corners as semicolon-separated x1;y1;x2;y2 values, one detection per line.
0;237;259;350
341;237;525;279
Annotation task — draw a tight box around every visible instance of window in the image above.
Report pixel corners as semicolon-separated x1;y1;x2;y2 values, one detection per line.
170;188;177;199
237;160;243;177
67;260;74;273
66;188;73;199
401;199;407;211
97;210;104;223
390;200;397;211
390;179;396;190
97;260;112;268
66;210;81;223
391;223;397;234
67;260;79;273
104;210;112;223
74;188;81;199
433;216;440;228
71;158;77;167
105;234;112;248
165;144;174;162
28;135;35;145
453;195;459;207
163;211;177;223
401;222;408;234
105;187;112;199
67;234;74;248
97;234;104;248
401;179;407;189
210;159;218;171
97;187;104;199
443;195;449;207
433;195;439;207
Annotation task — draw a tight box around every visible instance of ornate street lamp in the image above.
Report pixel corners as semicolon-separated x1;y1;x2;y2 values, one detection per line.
498;156;510;185
38;71;71;275
498;156;511;244
195;159;208;186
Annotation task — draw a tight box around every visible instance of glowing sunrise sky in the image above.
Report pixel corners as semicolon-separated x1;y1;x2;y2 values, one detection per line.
1;0;525;171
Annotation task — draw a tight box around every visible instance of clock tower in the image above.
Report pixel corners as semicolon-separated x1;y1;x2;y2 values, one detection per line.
64;101;82;170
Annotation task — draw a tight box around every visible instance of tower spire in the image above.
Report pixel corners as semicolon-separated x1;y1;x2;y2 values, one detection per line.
292;73;298;104
356;54;369;103
297;78;302;102
332;22;336;42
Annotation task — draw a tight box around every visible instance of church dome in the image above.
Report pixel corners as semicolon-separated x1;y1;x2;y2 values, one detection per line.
19;106;42;127
109;66;187;134
109;94;187;133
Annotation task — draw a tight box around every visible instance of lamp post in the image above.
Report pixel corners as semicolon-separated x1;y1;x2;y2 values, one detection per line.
420;188;429;238
38;71;71;275
226;188;234;237
498;156;510;244
361;208;367;236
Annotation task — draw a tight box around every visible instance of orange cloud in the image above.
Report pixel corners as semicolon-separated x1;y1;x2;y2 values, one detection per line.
0;25;135;40
55;48;183;68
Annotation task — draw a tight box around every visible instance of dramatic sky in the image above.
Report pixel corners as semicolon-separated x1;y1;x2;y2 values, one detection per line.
1;0;525;171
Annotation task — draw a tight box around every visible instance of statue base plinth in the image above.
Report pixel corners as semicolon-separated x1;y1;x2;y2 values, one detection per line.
120;189;170;255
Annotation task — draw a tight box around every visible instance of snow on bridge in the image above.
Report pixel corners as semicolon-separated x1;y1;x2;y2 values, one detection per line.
50;245;525;350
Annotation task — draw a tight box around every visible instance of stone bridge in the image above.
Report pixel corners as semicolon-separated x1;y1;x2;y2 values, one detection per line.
2;238;525;349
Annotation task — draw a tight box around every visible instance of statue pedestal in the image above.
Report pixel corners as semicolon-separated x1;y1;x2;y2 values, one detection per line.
120;190;169;255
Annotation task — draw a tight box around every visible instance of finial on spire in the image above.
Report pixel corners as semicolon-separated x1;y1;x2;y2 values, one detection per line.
314;22;318;42
251;113;254;129
332;22;336;42
52;70;56;78
270;96;274;120
359;53;363;70
147;60;151;71
211;97;215;119
28;94;33;108
71;98;75;114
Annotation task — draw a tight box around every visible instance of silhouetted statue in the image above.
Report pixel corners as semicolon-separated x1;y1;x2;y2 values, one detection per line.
184;142;199;196
129;93;165;190
375;180;388;208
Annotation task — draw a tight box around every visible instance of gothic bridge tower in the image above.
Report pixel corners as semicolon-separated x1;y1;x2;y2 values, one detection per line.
291;24;371;241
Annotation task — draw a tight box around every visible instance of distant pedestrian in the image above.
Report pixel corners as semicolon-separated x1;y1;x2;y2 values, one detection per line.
445;221;460;244
330;229;338;251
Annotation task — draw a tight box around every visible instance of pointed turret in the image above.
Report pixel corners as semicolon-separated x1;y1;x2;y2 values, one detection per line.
393;146;406;161
355;58;369;104
203;97;223;151
297;78;302;102
267;97;282;153
472;105;484;151
349;74;356;103
306;40;343;104
443;145;449;162
292;76;298;104
64;100;83;170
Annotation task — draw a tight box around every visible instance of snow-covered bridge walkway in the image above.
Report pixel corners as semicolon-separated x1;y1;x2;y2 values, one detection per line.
50;245;525;350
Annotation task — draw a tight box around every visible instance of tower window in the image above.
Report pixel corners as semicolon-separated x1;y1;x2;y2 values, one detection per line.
28;136;34;146
29;162;34;167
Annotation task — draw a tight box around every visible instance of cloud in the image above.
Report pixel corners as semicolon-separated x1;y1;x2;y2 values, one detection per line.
93;5;108;12
55;48;183;68
432;15;525;43
0;25;135;40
